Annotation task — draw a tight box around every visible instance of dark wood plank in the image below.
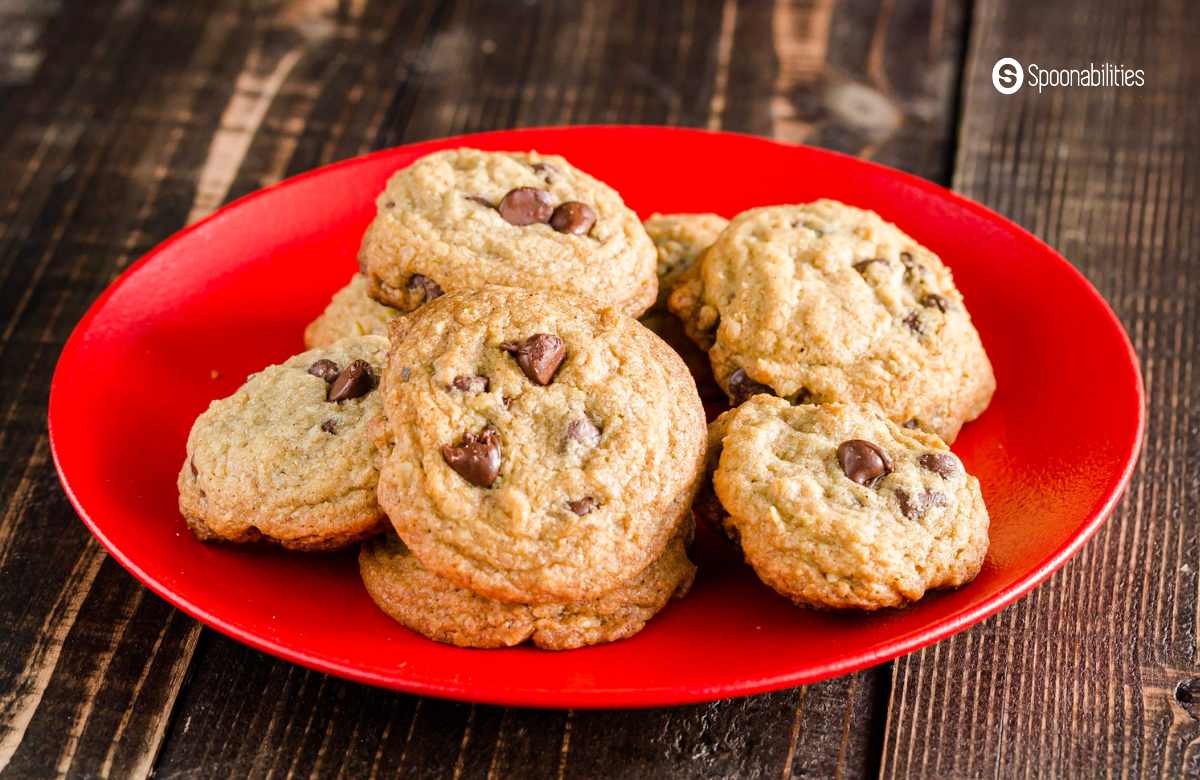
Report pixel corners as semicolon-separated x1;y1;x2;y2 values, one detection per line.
0;0;967;777
880;0;1200;776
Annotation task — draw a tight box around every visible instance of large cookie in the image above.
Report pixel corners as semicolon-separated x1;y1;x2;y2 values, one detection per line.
359;148;657;317
377;286;707;603
304;274;399;348
710;396;989;610
359;526;695;649
643;212;728;309
178;335;389;551
669;200;995;442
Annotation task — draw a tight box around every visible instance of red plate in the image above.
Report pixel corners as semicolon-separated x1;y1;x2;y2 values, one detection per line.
49;127;1143;708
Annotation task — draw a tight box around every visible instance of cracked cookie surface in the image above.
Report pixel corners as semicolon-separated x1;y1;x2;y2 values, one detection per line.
669;200;995;442
178;335;389;551
710;396;989;610
377;286;707;604
304;274;399;348
359;148;657;317
360;526;695;649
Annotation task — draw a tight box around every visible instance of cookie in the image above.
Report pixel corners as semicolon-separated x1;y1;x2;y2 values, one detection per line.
643;212;728;308
359;525;696;649
710;396;989;610
359;148;657;317
669;200;995;442
304;274;399;348
377;286;707;603
178;335;389;551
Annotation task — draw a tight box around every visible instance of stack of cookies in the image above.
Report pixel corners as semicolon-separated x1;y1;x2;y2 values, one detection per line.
179;145;997;650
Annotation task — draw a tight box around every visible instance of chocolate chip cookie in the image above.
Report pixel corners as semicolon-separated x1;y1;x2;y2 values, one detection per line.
178;335;389;551
359;148;658;317
643;212;728;309
669;200;995;442
359;525;696;649
377;286;707;604
710;396;989;610
304;274;399;348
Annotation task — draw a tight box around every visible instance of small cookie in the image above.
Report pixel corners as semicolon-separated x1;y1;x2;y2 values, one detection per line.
360;526;696;649
378;286;707;603
179;335;389;551
669;200;995;442
304;274;400;348
643;212;728;308
710;396;989;610
359;148;657;317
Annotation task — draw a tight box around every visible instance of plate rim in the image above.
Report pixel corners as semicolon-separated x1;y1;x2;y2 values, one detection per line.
47;125;1145;708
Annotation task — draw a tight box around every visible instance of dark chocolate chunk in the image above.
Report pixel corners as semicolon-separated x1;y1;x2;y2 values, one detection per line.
501;334;566;385
451;375;489;393
566;416;601;447
406;274;444;303
328;359;375;402
497;187;553;225
903;311;923;334
919;452;960;479
320;419;338;434
550;202;597;235
567;497;597;516
836;439;893;487
728;368;774;405
896;488;948;520
440;426;502;488
308;359;340;382
921;293;950;312
532;162;558;179
852;258;889;273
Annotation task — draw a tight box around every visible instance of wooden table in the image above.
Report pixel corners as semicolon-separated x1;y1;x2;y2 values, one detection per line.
1;1;1195;776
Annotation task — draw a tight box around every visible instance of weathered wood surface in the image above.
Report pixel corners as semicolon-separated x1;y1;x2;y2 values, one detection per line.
1;0;1192;777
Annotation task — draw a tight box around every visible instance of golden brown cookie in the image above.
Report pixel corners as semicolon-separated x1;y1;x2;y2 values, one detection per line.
304;274;399;348
178;335;389;551
359;526;696;649
377;286;707;603
669;200;995;442
643;212;728;309
359;148;657;317
710;396;989;610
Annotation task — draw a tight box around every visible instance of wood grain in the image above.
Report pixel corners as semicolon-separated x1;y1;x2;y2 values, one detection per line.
879;1;1200;777
0;0;991;777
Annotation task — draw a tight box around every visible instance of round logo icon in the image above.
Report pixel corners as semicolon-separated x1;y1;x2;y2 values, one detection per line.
992;57;1023;95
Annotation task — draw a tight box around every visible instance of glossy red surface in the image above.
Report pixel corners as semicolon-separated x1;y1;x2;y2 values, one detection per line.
48;127;1143;708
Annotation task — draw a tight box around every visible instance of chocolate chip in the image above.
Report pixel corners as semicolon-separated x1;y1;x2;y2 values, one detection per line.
189;459;198;477
549;202;596;235
328;359;375;402
919;452;960;479
501;334;566;385
836;440;893;487
896;488;948;520
441;426;501;488
566;416;601;447
567;497;597;516
383;200;395;209
406;274;444;303
903;311;923;334
308;359;340;382
321;419;337;434
903;418;921;429
532;162;559;181
921;293;950;312
466;195;493;208
497;187;553;226
728;368;774;405
451;375;489;393
901;252;925;282
852;258;888;273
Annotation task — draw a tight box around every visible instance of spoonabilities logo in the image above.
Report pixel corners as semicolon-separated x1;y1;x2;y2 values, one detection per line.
992;57;1023;94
